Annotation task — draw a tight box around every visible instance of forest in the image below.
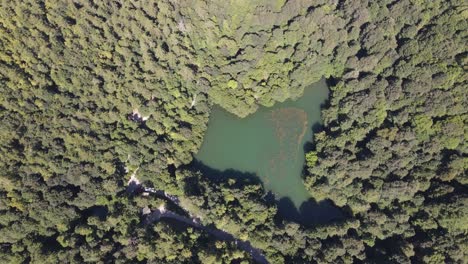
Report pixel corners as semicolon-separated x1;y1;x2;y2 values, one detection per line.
0;0;466;263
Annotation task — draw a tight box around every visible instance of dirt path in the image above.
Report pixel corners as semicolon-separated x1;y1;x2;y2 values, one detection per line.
130;183;269;264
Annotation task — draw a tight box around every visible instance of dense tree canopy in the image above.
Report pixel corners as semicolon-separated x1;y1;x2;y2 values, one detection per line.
0;0;466;263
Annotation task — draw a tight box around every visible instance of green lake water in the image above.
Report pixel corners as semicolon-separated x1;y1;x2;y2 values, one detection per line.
195;79;329;212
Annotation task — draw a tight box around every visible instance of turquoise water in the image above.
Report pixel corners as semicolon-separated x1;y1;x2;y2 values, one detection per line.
195;79;328;209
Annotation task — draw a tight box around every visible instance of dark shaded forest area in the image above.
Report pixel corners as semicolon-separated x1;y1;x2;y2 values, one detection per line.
0;0;466;263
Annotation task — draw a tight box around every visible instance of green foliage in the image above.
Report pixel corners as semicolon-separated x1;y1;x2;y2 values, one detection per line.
305;151;319;167
413;114;434;140
0;0;466;263
304;1;467;262
227;79;239;89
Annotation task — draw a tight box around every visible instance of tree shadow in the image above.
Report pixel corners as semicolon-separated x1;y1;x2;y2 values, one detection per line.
189;160;343;227
276;197;343;227
189;159;264;187
126;181;141;195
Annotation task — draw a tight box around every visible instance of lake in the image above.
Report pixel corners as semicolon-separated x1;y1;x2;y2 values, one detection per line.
195;79;341;225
